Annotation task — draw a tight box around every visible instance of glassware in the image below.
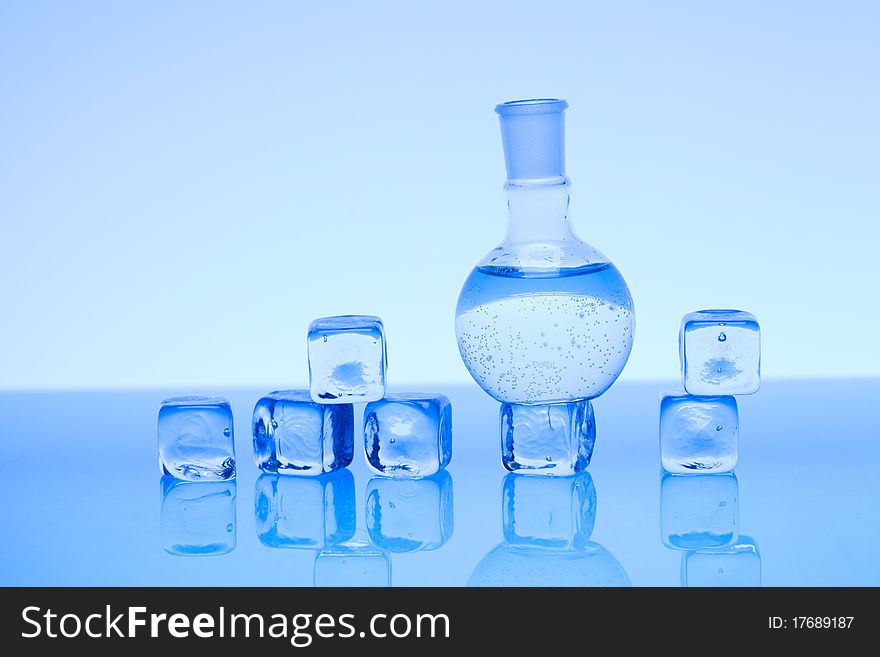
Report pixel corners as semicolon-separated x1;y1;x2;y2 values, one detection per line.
455;99;635;404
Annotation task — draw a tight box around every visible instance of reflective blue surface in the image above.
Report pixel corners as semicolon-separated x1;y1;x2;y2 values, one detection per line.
0;380;877;586
254;471;356;550
660;472;739;549
681;535;762;587
160;477;236;556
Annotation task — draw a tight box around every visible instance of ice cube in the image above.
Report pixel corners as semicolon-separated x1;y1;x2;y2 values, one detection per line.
159;476;236;556
364;471;453;552
364;394;452;477
660;390;738;473
500;400;595;475
158;396;235;481
661;472;739;550
680;309;760;395
252;390;353;476
502;472;596;549
254;470;355;549
681;535;761;587
308;315;387;404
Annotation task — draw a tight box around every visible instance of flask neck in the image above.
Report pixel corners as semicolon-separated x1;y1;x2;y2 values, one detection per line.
482;98;607;272
505;179;577;244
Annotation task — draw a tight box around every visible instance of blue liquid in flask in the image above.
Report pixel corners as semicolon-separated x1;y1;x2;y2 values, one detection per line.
456;99;634;404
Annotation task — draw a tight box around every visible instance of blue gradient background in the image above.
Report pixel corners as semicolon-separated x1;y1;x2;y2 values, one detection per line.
2;0;878;389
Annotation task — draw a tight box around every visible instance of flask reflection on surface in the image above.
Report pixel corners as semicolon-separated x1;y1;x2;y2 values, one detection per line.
313;539;391;587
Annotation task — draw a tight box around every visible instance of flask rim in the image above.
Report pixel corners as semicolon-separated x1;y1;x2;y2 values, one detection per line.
495;98;568;116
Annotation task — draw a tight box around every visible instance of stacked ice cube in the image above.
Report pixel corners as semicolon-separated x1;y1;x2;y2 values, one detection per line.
250;314;453;579
659;309;762;586
251;315;391;479
248;314;451;479
156;314;453;562
158;314;452;483
661;310;760;474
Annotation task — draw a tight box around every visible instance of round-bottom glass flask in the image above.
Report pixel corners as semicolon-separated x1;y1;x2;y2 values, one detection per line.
455;99;634;404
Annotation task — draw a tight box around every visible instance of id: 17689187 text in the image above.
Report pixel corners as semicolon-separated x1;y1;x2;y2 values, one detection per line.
768;617;854;630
